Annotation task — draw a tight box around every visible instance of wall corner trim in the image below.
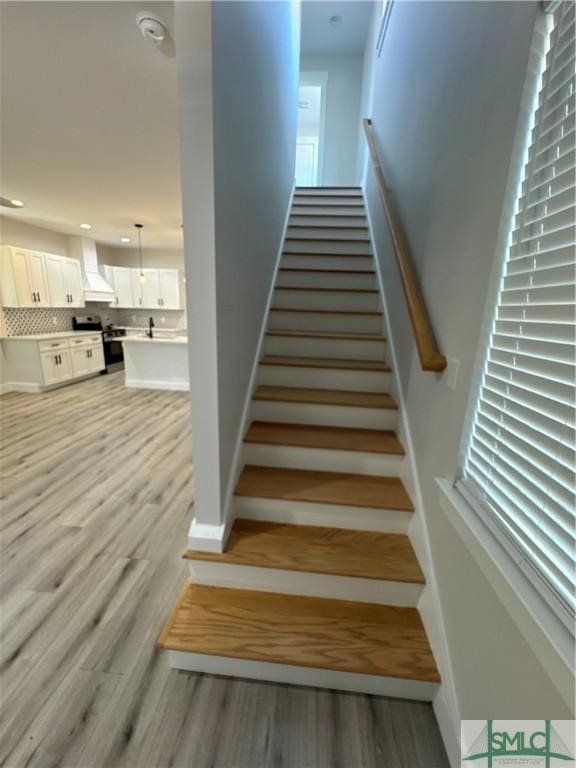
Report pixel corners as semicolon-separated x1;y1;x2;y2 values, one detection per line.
218;186;296;538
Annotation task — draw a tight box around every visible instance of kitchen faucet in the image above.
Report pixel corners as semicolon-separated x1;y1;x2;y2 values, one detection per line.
147;317;155;339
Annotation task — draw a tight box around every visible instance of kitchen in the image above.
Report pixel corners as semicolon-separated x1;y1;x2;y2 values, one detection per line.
0;217;189;394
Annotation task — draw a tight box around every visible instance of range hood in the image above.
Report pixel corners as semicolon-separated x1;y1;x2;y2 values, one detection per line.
68;236;115;303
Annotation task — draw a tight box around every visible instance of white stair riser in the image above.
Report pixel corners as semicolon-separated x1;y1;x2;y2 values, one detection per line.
187;561;422;607
295;188;362;196
276;271;376;289
243;442;404;476
264;335;387;360
287;227;369;241
291;205;366;217
290;215;367;228
273;290;379;312
251;400;397;429
293;196;363;205
268;310;382;334
167;651;437;701
282;255;373;271
233;496;412;534
285;240;372;255
257;364;391;392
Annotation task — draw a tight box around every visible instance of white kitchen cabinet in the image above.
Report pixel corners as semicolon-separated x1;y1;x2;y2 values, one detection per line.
70;343;104;377
102;265;181;310
40;348;73;386
2;333;105;391
45;254;84;308
131;271;143;307
111;267;134;308
61;258;84;307
0;246;50;307
141;269;161;308
1;247;84;308
159;269;180;309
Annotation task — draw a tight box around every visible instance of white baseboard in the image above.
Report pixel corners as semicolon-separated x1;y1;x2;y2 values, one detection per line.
433;686;461;768
187;559;423;606
167;649;439;701
0;382;15;394
125;378;189;391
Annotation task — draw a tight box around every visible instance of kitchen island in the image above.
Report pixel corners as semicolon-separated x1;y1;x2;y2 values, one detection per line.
122;335;189;391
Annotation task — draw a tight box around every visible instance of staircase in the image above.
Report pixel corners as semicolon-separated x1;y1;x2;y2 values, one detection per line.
159;187;440;699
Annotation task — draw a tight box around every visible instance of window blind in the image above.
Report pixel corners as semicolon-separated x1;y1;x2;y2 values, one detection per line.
462;1;576;629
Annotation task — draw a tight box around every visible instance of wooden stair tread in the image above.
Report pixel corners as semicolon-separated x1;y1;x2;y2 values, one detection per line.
260;355;390;372
245;421;404;455
283;252;370;257
289;224;369;230
279;268;375;274
275;286;378;293
158;583;439;682
235;465;413;511
253;386;396;409
286;237;371;243
269;308;381;316
184;520;423;583
267;330;385;340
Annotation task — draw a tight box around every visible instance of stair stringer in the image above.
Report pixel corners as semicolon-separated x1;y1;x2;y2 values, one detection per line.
187;187;295;552
364;189;461;765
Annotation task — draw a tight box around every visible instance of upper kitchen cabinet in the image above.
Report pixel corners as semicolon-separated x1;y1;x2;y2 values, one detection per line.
44;253;84;307
0;246;50;307
105;265;134;308
159;269;180;309
102;265;181;309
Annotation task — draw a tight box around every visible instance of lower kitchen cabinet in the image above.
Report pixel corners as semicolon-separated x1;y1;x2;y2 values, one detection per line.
1;333;105;392
41;348;73;386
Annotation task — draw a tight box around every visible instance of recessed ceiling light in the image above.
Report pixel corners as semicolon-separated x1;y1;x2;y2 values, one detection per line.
80;223;92;230
0;196;25;208
120;237;131;243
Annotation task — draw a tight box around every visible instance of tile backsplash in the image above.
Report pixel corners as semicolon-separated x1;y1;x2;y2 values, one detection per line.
116;309;187;330
1;305;186;336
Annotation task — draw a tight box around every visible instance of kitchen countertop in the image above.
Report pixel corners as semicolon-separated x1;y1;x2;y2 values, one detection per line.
0;331;99;341
122;335;188;344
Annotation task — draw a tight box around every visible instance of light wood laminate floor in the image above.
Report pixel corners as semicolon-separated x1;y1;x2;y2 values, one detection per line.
0;373;449;767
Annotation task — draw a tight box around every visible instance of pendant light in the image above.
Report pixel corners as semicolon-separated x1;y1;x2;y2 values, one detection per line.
135;223;146;283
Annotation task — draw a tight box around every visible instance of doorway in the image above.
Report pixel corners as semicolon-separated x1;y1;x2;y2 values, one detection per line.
295;72;327;187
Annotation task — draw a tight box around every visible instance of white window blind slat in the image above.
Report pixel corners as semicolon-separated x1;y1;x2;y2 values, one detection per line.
469;441;574;547
463;4;575;627
475;416;575;495
486;359;573;405
466;456;575;593
503;263;576;290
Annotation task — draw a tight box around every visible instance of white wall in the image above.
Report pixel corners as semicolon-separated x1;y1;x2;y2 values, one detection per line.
301;53;363;186
176;0;300;534
355;0;382;182
0;215;71;256
365;0;572;725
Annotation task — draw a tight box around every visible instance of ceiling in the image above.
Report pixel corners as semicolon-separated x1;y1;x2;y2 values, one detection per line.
301;0;376;56
0;1;182;250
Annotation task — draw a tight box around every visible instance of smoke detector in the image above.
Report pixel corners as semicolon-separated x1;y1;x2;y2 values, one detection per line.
136;12;167;45
329;15;342;27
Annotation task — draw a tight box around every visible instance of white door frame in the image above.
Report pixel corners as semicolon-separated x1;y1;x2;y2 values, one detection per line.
299;71;328;186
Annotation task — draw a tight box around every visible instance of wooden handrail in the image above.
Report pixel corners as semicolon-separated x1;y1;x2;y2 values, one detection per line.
363;118;446;373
